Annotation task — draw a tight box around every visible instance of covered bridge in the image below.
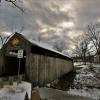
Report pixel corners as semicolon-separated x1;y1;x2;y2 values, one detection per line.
0;33;73;85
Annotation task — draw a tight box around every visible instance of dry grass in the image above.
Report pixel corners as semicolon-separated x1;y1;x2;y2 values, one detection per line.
32;90;41;100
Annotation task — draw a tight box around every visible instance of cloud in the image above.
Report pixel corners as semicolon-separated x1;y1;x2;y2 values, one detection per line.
0;0;100;51
74;0;100;29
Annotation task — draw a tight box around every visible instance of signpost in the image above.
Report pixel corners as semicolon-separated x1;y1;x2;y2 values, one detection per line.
17;49;23;83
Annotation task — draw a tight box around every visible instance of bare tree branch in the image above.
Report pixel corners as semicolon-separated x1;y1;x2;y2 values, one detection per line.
87;22;100;63
9;0;24;13
1;0;24;13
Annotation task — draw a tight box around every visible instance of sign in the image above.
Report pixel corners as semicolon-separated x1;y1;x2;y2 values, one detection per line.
12;37;19;46
17;49;23;58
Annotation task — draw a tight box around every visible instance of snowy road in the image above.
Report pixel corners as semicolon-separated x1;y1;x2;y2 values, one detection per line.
37;88;95;100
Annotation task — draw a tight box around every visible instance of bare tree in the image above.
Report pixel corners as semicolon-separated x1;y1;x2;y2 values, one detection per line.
53;39;67;52
73;35;91;64
36;33;43;42
88;23;100;63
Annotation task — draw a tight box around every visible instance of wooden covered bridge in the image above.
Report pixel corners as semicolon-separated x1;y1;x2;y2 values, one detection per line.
0;33;73;85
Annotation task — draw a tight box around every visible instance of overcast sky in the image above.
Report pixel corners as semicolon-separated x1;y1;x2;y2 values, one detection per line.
0;0;100;51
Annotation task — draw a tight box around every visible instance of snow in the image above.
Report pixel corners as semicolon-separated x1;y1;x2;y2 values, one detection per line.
74;64;100;87
4;33;15;44
0;81;32;100
70;63;100;99
67;88;100;100
14;81;32;99
93;64;100;67
74;62;91;67
75;74;100;87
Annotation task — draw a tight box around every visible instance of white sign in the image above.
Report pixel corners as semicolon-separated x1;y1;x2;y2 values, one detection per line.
17;49;23;58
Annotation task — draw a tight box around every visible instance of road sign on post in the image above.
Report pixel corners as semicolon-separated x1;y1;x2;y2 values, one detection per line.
17;49;23;58
17;49;23;84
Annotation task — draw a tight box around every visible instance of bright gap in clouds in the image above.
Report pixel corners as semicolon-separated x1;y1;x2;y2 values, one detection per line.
70;45;76;50
67;31;83;39
2;32;12;36
60;21;75;28
60;4;73;12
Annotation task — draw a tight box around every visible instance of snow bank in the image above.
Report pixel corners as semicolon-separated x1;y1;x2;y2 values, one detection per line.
69;64;100;99
67;88;100;99
74;64;100;88
74;62;91;67
0;81;32;100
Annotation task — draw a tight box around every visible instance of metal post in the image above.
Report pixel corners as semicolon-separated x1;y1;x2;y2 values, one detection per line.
17;49;23;84
18;58;21;84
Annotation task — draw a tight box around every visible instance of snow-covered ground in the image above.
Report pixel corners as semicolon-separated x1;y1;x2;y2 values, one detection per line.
67;88;100;100
68;63;100;99
74;62;91;67
0;81;31;100
74;63;100;88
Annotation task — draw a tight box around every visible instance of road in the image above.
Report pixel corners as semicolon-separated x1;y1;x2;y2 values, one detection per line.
36;88;95;100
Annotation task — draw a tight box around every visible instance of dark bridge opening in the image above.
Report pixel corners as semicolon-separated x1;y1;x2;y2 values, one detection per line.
3;56;26;76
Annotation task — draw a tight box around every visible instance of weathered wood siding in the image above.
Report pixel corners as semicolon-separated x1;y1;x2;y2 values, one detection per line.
26;53;73;85
0;33;73;86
